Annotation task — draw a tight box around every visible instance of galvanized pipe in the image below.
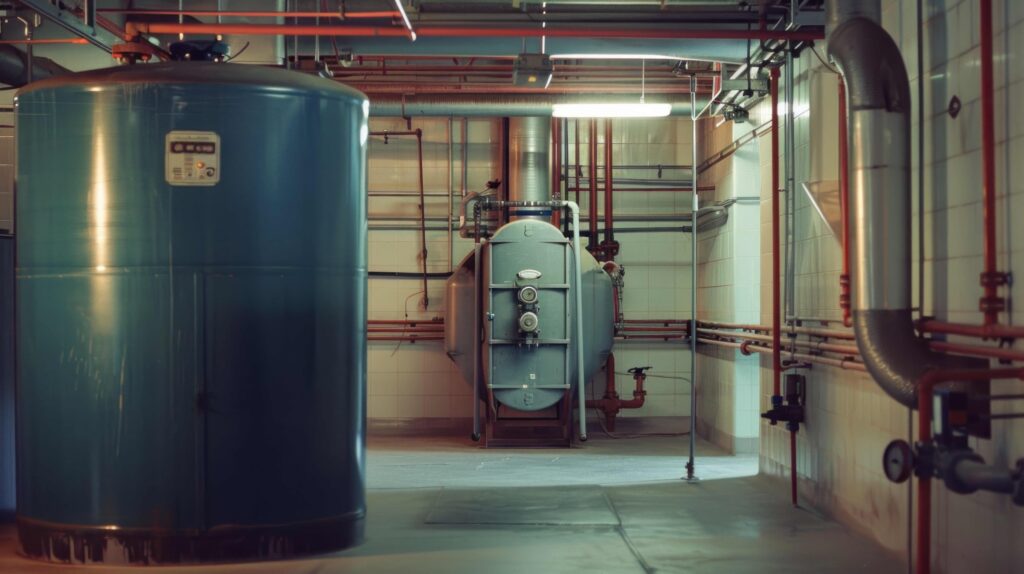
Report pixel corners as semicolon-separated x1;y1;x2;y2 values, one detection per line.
507;117;552;221
686;74;698;481
828;0;974;409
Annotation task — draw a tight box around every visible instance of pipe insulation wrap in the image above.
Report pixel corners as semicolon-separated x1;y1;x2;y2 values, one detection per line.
508;117;552;220
828;7;980;408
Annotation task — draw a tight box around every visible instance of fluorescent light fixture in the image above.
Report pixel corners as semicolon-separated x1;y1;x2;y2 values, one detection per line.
551;102;672;118
392;0;417;41
550;54;687;61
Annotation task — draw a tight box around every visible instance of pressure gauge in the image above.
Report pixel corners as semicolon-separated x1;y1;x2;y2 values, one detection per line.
518;286;539;305
518;312;540;333
882;439;914;483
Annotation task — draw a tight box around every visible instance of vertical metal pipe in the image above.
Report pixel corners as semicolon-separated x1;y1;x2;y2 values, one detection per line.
567;201;588;442
551;117;562;228
588;119;598;251
686;75;698;481
448;118;454;272
604;119;614;252
83;0;96;28
979;0;1003;325
784;47;796;322
472;237;482;441
416;129;429;306
770;67;782;399
839;78;852;327
574;119;581;206
790;426;798;505
461;118;468;199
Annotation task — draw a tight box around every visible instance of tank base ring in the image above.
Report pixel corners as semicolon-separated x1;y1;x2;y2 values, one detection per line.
17;511;364;565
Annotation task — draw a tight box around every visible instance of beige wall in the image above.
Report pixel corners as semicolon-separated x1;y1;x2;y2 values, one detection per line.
366;117;699;421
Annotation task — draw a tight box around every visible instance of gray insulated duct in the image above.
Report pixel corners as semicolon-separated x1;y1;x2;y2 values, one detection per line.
507;116;551;220
827;0;980;407
0;45;68;87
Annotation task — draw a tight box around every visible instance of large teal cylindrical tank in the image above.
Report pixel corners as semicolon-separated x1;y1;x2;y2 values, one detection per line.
15;63;368;564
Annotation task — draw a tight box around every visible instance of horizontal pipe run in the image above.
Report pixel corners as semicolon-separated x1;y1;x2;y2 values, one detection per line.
696;337;868;373
928;341;1024;363
103;9;399;18
699;321;857;341
697;328;859;356
128;22;824;41
918;320;1024;340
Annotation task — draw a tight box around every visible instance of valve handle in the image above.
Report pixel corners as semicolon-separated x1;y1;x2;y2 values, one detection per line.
628;366;653;375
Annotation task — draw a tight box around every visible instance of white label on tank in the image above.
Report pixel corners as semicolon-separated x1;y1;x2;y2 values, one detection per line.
165;131;220;186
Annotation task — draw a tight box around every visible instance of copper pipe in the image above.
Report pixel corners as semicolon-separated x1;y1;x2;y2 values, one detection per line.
838;77;852;328
928;341;1024;363
0;38;88;45
127;22;826;41
917;319;1024;340
697;328;859;356
697;338;867;372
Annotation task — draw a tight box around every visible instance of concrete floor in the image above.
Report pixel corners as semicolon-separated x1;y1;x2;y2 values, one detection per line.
0;428;902;574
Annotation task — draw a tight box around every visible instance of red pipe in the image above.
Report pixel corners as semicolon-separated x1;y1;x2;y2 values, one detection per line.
928;341;1024;363
585;353;647;430
588;119;599;252
127;22;826;41
103;9;400;19
552;118;562;228
979;0;1006;324
603;119;615;259
838;78;852;328
574;120;581;206
915;367;1024;574
0;38;89;45
917;319;1024;340
770;66;782;398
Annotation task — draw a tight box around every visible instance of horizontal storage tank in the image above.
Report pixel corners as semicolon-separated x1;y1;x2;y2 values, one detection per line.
15;62;368;564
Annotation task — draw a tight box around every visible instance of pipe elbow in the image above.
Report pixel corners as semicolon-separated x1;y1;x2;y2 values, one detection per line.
828;18;911;113
854;310;984;408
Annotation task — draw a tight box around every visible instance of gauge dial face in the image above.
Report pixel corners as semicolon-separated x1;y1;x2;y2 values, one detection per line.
883;440;914;483
518;286;539;304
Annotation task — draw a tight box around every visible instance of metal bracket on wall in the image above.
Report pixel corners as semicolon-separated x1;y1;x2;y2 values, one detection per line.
17;0;119;52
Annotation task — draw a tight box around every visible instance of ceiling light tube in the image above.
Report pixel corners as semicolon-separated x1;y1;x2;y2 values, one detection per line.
551;102;672;118
392;0;416;41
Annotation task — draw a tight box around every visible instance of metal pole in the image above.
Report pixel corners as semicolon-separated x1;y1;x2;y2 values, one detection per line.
784;47;796;322
686;74;698;481
448;117;454;272
567;201;588;442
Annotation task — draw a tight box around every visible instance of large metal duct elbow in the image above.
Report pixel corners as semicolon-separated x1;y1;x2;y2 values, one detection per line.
0;45;68;87
828;3;977;407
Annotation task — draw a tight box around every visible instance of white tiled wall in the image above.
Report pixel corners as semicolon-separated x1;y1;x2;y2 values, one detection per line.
741;1;1024;572
695;118;762;453
367;117;698;421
